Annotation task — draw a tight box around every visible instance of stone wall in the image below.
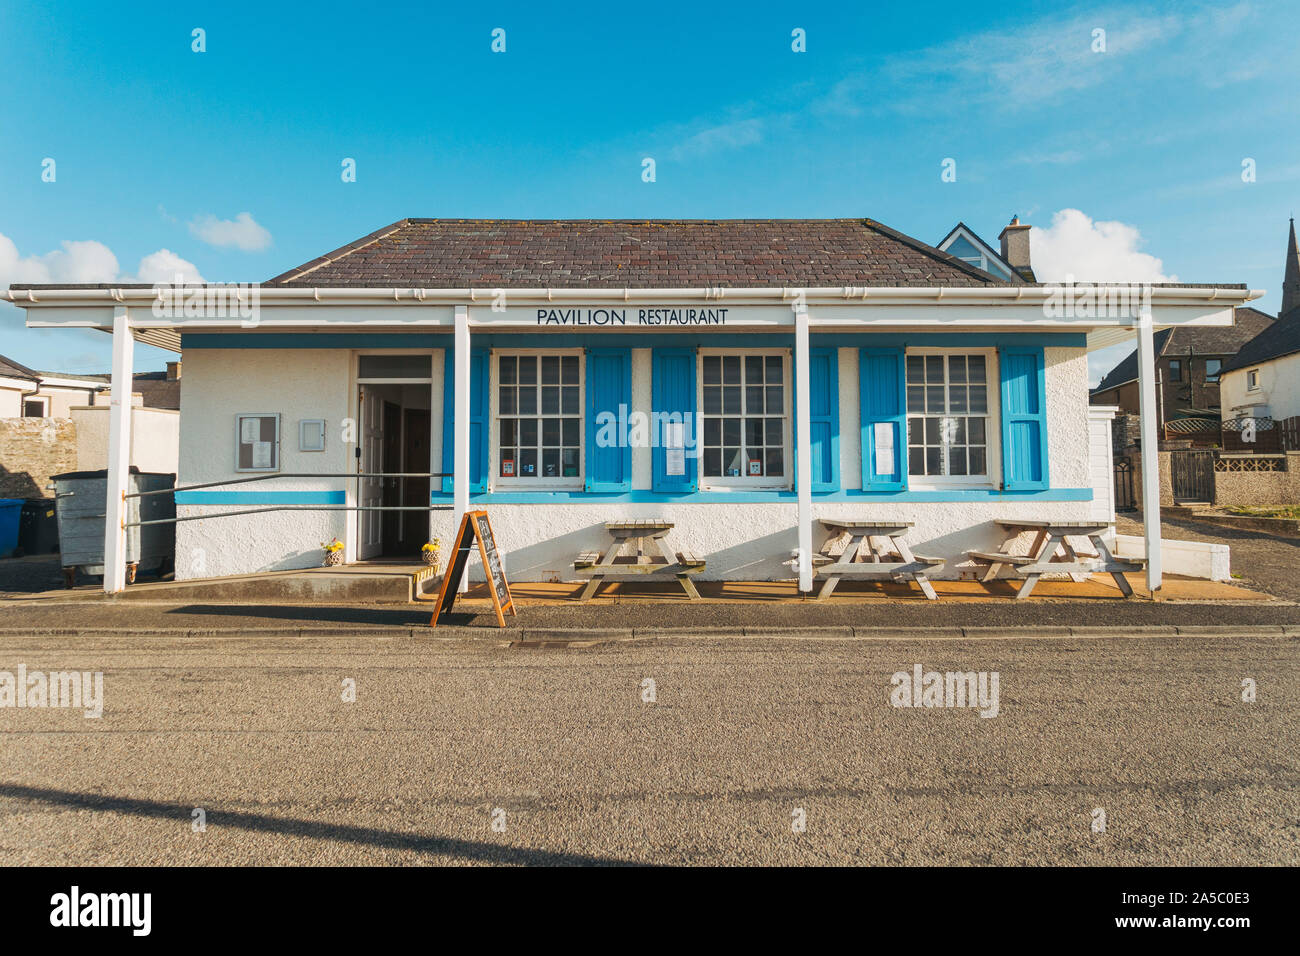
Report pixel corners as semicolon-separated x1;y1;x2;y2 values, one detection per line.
0;417;76;498
1212;453;1300;507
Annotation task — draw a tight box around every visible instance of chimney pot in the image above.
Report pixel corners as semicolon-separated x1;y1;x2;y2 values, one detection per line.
998;216;1034;281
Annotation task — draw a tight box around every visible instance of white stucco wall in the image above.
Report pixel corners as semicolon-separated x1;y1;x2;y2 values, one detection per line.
1220;353;1300;421
175;342;1095;582
175;349;355;579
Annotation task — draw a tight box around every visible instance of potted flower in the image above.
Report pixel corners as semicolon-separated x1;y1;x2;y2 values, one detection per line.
421;537;442;571
321;537;345;567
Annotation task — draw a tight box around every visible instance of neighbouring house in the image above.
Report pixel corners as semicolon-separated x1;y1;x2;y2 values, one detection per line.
8;216;1259;593
1089;307;1275;446
936;217;1035;282
0;353;180;502
1218;220;1300;454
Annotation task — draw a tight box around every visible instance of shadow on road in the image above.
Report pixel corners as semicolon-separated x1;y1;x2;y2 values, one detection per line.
0;782;640;866
166;604;496;628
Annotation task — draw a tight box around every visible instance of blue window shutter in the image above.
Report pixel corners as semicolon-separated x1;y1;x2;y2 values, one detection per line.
999;346;1049;490
585;348;632;492
859;348;907;491
794;347;840;492
440;347;490;494
651;348;696;493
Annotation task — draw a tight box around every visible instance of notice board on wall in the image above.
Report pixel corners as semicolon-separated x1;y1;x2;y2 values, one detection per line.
429;510;516;628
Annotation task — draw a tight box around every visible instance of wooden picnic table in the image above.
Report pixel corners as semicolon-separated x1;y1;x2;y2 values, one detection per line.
968;520;1144;600
573;520;705;602
814;520;944;601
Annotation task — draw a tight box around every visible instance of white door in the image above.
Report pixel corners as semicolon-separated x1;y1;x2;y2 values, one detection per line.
358;387;384;559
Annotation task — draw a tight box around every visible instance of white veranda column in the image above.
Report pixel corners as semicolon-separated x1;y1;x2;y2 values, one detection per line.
454;304;471;591
795;304;813;592
1135;307;1163;592
103;305;134;593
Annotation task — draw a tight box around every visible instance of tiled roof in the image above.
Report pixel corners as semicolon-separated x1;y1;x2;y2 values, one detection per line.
1220;303;1300;374
1091;307;1276;393
266;218;1011;289
0;354;39;381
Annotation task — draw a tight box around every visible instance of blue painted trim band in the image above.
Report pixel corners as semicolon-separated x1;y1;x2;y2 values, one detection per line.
175;490;347;505
430;488;1093;504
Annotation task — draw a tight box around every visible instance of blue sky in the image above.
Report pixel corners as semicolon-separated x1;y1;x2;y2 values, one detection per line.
1;0;1297;382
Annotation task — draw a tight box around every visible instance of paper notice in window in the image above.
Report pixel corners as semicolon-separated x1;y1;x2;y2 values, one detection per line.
251;441;273;469
240;418;260;444
664;421;685;476
873;422;895;476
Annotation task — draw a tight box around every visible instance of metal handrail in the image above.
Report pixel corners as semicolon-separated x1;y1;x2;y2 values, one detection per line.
125;471;452;498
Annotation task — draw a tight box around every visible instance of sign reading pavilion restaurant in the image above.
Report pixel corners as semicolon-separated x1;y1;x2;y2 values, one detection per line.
535;307;730;326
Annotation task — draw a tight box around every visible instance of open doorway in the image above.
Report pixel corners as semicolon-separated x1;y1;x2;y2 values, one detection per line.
357;378;433;560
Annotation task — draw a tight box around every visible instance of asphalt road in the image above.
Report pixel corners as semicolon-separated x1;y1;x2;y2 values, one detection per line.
1;632;1295;866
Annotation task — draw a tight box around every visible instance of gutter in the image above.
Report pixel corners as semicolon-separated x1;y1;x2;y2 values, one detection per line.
6;285;1266;307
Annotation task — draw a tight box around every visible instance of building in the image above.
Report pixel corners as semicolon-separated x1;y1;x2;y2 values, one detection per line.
935;217;1034;282
1089;307;1275;443
7;217;1261;593
0;355;108;417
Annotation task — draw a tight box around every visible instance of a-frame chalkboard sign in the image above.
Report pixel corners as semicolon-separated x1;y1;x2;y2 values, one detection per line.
429;510;516;628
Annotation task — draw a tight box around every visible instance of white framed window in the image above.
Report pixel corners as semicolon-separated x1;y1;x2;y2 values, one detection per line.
905;350;998;485
698;349;791;489
235;413;280;472
22;396;49;417
491;349;584;489
299;419;326;452
1247;369;1260;390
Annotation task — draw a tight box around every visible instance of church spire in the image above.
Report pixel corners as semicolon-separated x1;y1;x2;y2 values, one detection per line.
1283;217;1300;317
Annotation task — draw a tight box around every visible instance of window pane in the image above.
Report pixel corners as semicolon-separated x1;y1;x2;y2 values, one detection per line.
358;355;431;378
499;356;517;384
950;356;967;383
924;417;940;444
766;386;783;413
968;356;986;383
908;418;923;444
925;356;943;383
704;448;721;476
746;385;764;412
561;355;579;384
703;386;722;415
909;447;925;475
562;448;580;476
500;449;516;476
541;355;560;384
542;418;560;446
499;386;517;414
765;356;782;383
765;419;782;445
906;356;925;383
969;386;987;414
745;355;764;382
745;418;764;446
519;419;538;446
561;386;579;415
907;386;924;413
723;386;741;414
765;448;784;476
518;388;537;414
562;418;579;446
926;386;944;413
969;447;987;475
968;417;985;445
541;386;560;414
723;418;741;445
517;356;537;384
703;356;721;385
542;448;559;478
519;448;537;477
926;447;941;475
704;418;720;445
950;448;968;476
723;447;743;476
722;356;741;383
950;387;968;413
499;420;515;446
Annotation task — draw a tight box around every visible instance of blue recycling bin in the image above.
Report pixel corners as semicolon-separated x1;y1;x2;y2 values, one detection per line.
0;499;23;558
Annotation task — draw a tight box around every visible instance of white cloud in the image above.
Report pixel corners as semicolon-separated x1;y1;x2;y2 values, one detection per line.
134;249;206;284
188;212;272;252
1030;208;1175;284
0;231;206;301
669;118;765;160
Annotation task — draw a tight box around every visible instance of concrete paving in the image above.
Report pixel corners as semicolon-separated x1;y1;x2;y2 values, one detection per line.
0;631;1295;866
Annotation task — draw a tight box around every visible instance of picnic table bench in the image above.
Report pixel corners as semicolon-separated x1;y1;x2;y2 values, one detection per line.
967;520;1145;600
573;520;704;601
814;520;944;601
